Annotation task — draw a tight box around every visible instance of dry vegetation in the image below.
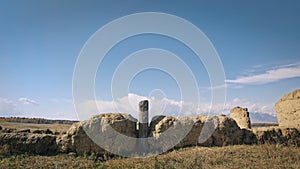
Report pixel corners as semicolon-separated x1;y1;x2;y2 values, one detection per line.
0;144;299;168
0;122;71;134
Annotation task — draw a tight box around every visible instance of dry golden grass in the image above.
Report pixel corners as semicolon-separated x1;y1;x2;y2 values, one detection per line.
0;122;71;134
0;144;299;168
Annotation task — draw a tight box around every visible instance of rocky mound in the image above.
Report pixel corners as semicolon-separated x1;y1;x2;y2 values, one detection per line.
149;115;255;149
253;127;300;146
57;113;137;155
275;89;300;128
0;128;58;155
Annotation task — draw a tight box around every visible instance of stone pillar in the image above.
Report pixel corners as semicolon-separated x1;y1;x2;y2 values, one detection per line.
138;100;149;155
230;107;251;129
138;100;149;138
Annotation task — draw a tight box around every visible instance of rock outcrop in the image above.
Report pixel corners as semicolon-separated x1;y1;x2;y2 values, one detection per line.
275;89;300;128
253;127;300;146
0;128;58;155
149;115;256;150
230;107;251;129
58;113;138;155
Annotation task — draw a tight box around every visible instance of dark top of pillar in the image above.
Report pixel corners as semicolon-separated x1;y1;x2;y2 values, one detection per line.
139;100;148;112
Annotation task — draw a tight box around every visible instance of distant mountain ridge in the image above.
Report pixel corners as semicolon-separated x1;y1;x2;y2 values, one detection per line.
249;112;278;124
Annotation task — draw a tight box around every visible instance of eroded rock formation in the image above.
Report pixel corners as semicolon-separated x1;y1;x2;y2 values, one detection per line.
275;89;300;128
57;113;138;155
0;129;58;155
230;107;251;129
253;127;300;146
149;115;255;150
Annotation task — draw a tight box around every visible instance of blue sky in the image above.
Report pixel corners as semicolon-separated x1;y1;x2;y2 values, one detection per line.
0;1;299;121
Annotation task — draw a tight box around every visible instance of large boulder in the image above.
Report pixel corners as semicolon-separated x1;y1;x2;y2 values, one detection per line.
230;107;251;129
275;89;300;128
58;113;138;156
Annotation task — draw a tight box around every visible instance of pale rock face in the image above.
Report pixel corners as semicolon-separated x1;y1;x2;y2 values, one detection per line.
230;107;251;129
275;89;300;128
148;115;256;149
0;130;58;155
58;113;138;155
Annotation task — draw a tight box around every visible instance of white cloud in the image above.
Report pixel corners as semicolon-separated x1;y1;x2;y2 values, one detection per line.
0;94;276;122
0;98;19;116
226;62;300;85
19;97;38;105
223;98;275;116
75;93;276;121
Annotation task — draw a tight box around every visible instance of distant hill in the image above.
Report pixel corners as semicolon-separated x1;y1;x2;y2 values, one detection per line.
0;117;78;125
249;112;278;124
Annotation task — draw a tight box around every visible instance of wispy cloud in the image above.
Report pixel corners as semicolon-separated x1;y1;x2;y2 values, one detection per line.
50;98;72;103
226;62;300;85
19;97;38;105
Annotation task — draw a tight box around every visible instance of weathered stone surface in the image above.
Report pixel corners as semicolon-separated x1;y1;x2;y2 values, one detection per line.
0;130;58;155
149;115;256;150
275;89;300;128
252;127;300;146
58;113;138;155
149;116;194;152
148;115;166;136
200;115;256;146
230;107;251;129
32;129;53;134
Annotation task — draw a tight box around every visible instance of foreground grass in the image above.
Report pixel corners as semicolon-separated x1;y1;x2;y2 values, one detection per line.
0;144;299;168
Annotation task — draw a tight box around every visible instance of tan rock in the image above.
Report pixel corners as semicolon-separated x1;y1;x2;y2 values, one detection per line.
149;115;255;149
252;127;300;146
0;129;58;155
59;113;138;155
230;107;251;129
275;89;300;128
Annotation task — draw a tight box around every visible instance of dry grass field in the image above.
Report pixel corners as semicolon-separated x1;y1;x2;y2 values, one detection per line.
0;122;71;134
0;144;299;168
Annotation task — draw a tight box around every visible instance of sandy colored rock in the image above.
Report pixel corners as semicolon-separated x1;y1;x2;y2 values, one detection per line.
204;115;255;146
252;127;300;146
0;129;58;155
230;107;251;129
275;89;300;128
149;115;256;150
58;113;138;156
